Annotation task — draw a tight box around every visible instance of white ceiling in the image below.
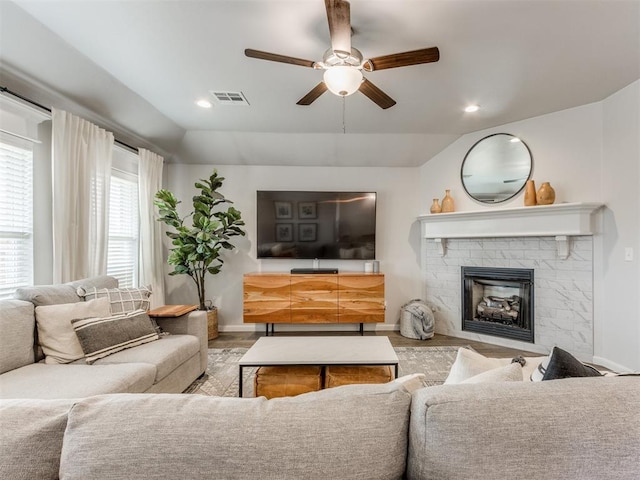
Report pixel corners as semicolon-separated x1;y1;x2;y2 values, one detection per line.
1;0;639;166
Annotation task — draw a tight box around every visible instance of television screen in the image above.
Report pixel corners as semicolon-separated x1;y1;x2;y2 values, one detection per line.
256;191;377;260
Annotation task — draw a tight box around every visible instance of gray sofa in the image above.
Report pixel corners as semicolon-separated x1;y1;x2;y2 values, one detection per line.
0;276;207;399
1;376;638;479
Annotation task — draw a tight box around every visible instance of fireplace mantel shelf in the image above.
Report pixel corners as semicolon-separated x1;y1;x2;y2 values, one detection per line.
418;202;604;258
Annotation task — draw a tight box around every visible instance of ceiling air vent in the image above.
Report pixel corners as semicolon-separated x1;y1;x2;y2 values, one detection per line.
210;91;250;106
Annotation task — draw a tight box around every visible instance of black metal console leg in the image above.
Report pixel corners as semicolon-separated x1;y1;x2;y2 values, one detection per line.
360;323;364;335
238;365;243;397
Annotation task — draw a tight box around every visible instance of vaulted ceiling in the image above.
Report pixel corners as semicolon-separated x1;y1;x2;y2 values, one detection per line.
1;0;639;166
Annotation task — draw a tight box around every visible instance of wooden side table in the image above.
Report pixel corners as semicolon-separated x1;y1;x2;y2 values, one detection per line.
148;305;198;318
148;305;218;340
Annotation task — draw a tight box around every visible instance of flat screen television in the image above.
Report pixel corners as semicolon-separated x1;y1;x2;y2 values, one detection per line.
256;191;377;260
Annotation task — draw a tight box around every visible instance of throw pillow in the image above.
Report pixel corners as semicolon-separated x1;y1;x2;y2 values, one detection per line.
541;346;602;381
444;347;503;384
392;373;427;393
530;355;550;381
76;285;162;334
460;362;523;384
76;286;152;314
71;309;159;364
34;297;111;364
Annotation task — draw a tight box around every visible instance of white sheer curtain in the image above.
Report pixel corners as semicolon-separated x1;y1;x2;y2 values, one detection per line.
51;109;114;283
138;148;165;308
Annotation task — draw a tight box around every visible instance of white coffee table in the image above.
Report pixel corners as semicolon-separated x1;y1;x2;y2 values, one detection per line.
238;336;399;397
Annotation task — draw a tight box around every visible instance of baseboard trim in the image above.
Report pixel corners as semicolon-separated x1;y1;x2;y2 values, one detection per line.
592;356;633;373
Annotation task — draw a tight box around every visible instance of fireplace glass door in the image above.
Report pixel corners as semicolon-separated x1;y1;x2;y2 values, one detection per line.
461;266;534;343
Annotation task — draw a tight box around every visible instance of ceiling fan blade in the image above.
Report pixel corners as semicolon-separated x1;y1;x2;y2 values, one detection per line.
363;47;440;72
245;49;316;68
296;82;328;105
359;78;396;109
325;0;351;56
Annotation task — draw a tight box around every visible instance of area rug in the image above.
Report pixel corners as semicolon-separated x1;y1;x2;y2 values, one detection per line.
184;345;461;397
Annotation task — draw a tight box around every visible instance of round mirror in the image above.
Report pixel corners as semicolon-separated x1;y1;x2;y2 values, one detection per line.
461;133;533;204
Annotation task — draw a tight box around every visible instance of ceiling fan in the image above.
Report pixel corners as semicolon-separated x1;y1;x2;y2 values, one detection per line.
245;0;440;109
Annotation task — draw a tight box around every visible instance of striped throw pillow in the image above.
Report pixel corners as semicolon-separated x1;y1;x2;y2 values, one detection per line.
71;310;159;364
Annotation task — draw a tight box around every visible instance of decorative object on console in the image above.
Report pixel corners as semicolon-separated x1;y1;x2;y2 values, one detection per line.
429;198;442;214
441;189;455;213
154;170;246;311
461;133;533;204
524;179;537;206
536;181;556;205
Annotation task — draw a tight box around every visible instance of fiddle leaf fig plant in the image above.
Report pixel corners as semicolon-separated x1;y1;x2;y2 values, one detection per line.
154;170;245;311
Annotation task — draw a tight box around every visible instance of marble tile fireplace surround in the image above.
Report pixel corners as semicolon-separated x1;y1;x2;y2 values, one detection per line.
418;203;603;360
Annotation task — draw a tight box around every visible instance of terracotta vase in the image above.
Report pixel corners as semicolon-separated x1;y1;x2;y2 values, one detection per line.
524;179;537;206
430;198;442;214
536;182;556;205
441;190;455;213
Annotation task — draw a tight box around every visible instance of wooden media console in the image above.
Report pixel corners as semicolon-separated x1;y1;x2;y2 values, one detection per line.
243;272;385;334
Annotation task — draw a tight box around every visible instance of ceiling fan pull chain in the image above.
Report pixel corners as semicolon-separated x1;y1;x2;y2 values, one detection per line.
342;96;346;134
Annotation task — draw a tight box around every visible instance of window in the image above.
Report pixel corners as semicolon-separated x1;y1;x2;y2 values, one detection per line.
0;139;34;299
107;170;139;288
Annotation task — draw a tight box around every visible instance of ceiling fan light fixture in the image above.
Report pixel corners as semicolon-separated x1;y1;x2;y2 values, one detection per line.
323;66;363;97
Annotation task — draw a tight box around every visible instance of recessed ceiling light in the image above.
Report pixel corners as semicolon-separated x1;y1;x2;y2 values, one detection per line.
196;99;212;108
464;104;480;113
510;137;522;143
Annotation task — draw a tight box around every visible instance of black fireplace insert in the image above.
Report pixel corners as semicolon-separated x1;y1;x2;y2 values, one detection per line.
461;266;534;343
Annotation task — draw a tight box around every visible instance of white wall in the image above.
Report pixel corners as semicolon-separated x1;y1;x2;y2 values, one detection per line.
418;102;604;214
599;80;640;371
163;164;424;332
419;83;640;371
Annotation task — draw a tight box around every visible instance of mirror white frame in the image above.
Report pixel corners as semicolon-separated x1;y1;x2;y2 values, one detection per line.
461;133;533;204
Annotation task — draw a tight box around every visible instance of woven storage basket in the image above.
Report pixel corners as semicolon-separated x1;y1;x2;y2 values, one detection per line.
207;309;218;340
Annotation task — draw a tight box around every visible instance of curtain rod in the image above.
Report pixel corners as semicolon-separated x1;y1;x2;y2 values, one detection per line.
0;85;139;153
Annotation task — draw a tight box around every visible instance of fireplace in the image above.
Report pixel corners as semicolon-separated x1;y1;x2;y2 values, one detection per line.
461;266;534;343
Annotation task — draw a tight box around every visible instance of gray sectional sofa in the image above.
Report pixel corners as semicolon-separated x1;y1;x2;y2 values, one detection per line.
0;276;207;399
1;376;638;479
1;277;638;479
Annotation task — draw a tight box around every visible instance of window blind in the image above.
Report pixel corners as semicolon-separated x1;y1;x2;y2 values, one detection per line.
0;141;34;299
107;171;139;288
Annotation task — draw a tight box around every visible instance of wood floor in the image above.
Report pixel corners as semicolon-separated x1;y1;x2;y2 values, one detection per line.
209;330;541;360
